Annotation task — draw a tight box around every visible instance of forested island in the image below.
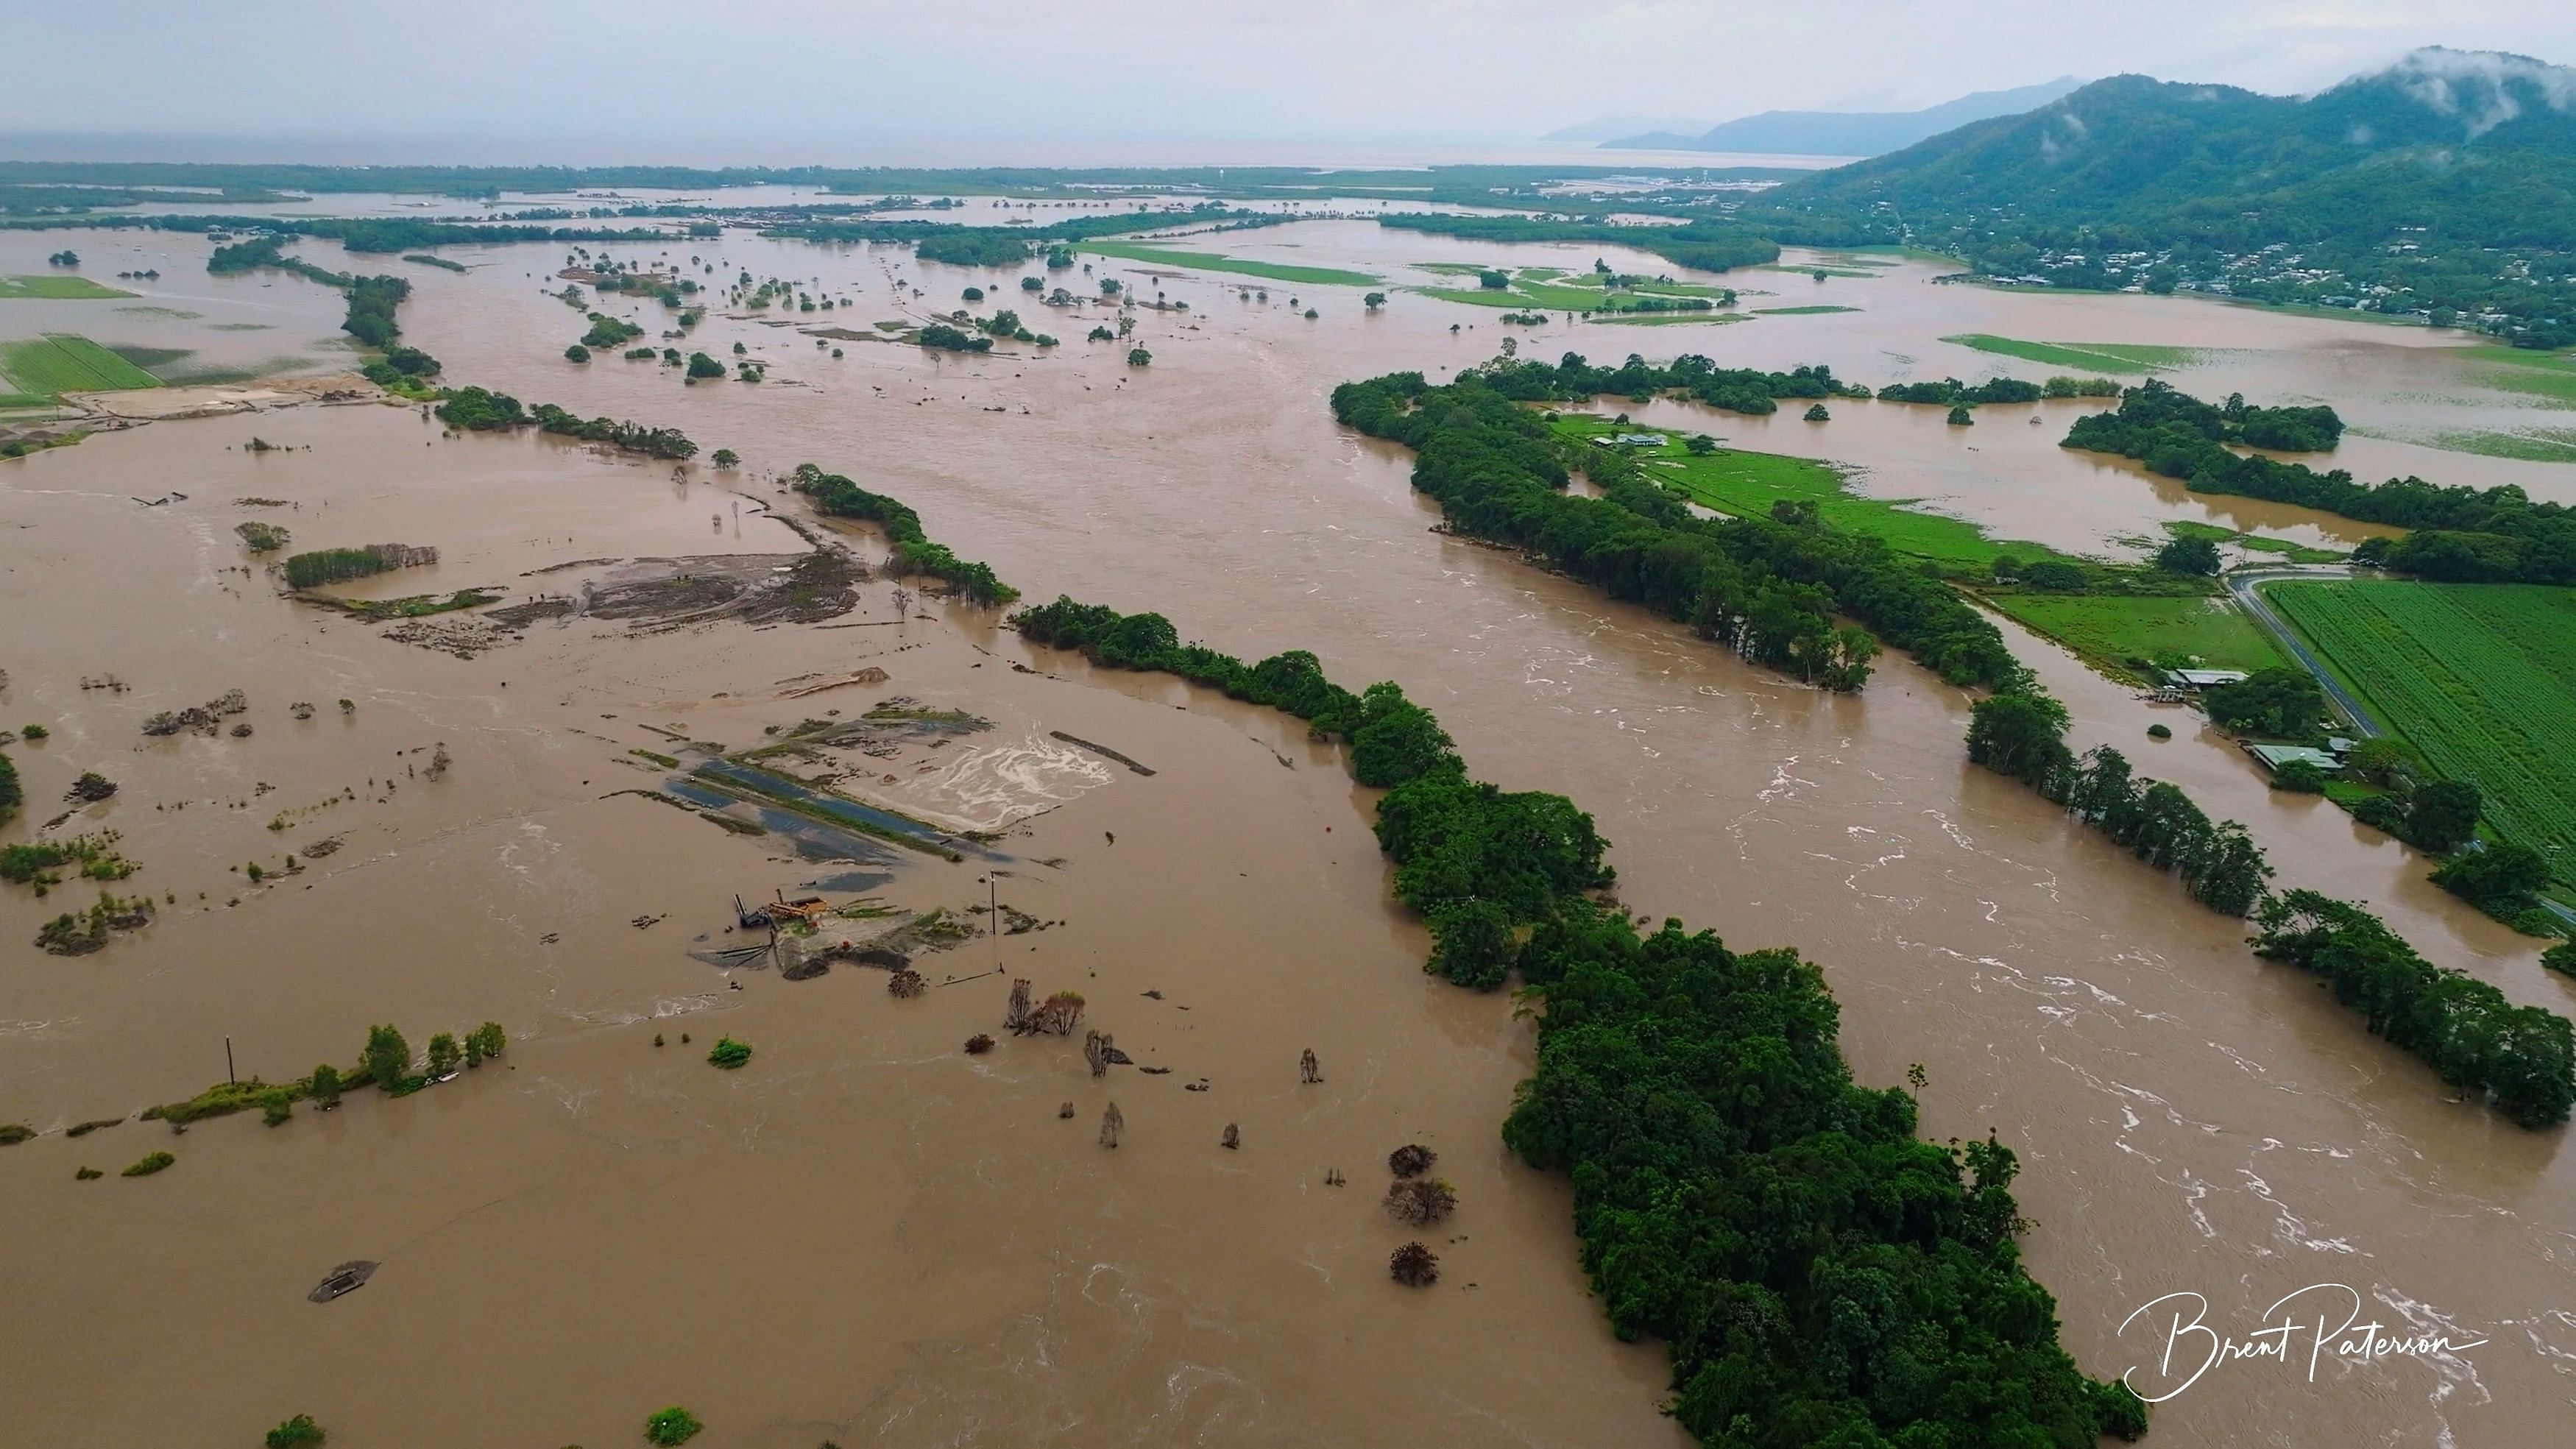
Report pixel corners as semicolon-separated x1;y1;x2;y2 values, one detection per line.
2066;383;2576;581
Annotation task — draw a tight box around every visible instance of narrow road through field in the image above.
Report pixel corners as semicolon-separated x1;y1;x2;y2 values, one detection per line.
2225;565;2382;737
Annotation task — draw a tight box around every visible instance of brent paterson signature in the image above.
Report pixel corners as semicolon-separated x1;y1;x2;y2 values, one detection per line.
2117;1283;2488;1403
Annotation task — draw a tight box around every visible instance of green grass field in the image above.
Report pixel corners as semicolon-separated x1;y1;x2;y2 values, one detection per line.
2265;580;2576;886
2163;519;2347;564
2454;347;2576;406
0;334;163;394
0;275;135;300
1987;593;2285;675
2418;427;2576;463
1078;240;1378;288
1556;416;2067;569
1592;313;1752;327
1421;267;1735;313
1942;335;2197;373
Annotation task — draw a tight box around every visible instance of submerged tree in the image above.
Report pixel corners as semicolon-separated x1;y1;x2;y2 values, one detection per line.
1083;1029;1114;1077
887;968;926;998
360;1024;410;1092
1387;1143;1436;1178
1220;1122;1239;1150
964;1033;995;1055
1384;1177;1458;1226
1098;1100;1123;1148
1298;1048;1321;1084
1031;991;1085;1035
1004;977;1033;1032
425;1032;461;1080
1389;1242;1440;1287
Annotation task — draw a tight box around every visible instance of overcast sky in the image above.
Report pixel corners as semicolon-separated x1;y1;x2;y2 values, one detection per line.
6;0;2574;165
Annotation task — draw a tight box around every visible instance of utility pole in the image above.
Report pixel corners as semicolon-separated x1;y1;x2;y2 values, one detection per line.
224;1035;236;1085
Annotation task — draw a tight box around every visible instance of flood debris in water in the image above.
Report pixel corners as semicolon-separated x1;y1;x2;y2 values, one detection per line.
1047;730;1156;776
306;1260;377;1303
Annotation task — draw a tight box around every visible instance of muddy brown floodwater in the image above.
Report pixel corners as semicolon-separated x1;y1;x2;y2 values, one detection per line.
5;216;2575;1448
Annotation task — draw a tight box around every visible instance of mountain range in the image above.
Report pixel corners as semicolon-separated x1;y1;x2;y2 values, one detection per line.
1748;49;2576;344
1538;114;1715;145
1604;79;2084;156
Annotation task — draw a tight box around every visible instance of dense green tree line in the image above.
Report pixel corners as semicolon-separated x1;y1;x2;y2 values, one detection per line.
2200;667;2326;738
2253;892;2575;1127
343;274;410;347
0;749;19;826
2063;379;2343;454
579;312;645;349
10;212;681;254
916;323;994;353
1964;686;2275;915
432;388;696;460
1375;213;1780;274
283;546;421;590
1471;351;1869;417
2065;383;2576;582
1331;370;2020;689
787;464;1016;604
1876;378;2058;406
762;206;1264;266
1007;591;2145;1446
528;404;696;460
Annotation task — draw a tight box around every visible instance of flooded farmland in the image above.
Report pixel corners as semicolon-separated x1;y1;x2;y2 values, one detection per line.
4;209;2573;1448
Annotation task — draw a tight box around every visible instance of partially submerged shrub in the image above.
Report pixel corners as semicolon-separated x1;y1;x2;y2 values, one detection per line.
706;1037;751;1069
963;1033;996;1055
886;968;926;998
1387;1143;1436;1178
264;1413;326;1448
121;1150;176;1177
644;1406;703;1445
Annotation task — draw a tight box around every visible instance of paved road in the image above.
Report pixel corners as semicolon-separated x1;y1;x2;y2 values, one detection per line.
2223;566;2381;738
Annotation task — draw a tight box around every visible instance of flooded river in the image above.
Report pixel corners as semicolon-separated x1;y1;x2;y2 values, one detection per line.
4;213;2572;1446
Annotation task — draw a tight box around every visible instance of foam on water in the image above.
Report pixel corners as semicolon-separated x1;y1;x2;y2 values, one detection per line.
896;732;1114;832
